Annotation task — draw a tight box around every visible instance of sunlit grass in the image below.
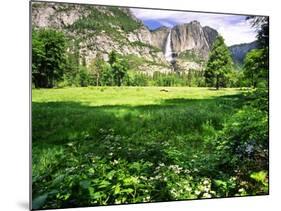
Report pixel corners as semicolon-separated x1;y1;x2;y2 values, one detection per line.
32;86;243;106
32;86;248;208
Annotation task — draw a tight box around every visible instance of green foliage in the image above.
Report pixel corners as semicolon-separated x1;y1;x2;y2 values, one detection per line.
68;6;141;42
204;36;233;89
109;51;129;86
210;87;268;196
244;49;268;88
128;71;205;87
178;50;205;64
130;41;162;54
250;171;268;194
32;193;48;209
125;72;150;86
226;69;246;88
100;63;114;86
32;28;67;88
78;66;91;87
32;87;269;209
245;16;269;88
88;53;106;86
218;106;268;162
107;7;142;32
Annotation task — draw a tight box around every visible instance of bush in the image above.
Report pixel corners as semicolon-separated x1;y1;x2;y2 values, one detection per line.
79;66;91;87
220;107;268;162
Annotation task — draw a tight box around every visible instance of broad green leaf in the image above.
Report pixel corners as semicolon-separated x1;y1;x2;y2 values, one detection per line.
98;180;111;188
114;184;121;194
80;180;91;189
51;174;64;187
250;171;268;185
107;170;116;180
121;188;134;194
32;193;48;209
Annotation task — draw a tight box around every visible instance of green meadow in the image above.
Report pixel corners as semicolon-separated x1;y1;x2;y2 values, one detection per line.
32;87;267;209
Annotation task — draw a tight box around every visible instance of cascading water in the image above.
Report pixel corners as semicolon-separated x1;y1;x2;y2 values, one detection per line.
164;29;173;62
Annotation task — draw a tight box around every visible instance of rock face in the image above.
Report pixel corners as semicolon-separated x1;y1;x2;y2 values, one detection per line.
229;41;258;65
150;26;171;52
171;21;215;59
32;2;170;72
203;26;219;51
148;21;219;72
31;2;232;74
149;21;219;60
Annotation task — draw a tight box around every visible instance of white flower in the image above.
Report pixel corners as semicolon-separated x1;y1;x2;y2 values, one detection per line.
155;175;161;180
204;187;210;192
202;193;212;198
112;159;119;165
185;187;192;192
195;190;201;195
238;188;245;192
203;179;210;185
184;169;191;174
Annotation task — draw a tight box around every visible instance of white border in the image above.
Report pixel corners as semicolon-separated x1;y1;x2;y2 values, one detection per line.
0;0;280;211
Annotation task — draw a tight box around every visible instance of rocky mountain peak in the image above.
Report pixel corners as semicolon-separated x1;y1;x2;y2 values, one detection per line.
33;3;242;74
168;21;218;59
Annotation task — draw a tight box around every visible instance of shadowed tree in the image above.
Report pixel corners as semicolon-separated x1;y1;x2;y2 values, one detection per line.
32;28;66;88
244;49;265;88
245;16;269;87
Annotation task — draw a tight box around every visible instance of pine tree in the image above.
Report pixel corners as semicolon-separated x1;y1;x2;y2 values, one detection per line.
204;36;233;89
108;51;128;86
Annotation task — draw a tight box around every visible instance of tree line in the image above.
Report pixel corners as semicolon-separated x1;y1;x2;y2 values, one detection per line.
32;20;268;89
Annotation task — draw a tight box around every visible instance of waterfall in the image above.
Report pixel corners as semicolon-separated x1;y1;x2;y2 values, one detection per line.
165;29;173;62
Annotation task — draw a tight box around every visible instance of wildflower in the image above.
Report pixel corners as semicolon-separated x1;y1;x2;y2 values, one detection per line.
238;188;245;192
195;190;201;195
112;159;119;165
185;186;192;192
203;179;210;185
202;193;212;198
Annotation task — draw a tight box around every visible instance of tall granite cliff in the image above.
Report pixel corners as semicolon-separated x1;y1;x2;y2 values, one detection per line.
33;2;252;74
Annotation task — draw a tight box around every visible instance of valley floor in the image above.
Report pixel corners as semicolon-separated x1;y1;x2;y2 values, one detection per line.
32;87;262;209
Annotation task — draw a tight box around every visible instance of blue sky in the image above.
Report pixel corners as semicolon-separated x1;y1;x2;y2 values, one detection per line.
130;8;258;46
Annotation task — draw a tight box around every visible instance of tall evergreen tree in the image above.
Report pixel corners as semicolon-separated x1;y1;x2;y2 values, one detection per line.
204;36;233;89
108;51;128;86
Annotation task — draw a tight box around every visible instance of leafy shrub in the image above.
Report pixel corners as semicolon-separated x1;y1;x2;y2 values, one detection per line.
78;66;91;87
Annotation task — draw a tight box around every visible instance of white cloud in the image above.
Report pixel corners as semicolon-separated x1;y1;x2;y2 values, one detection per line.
130;8;257;46
157;20;174;28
